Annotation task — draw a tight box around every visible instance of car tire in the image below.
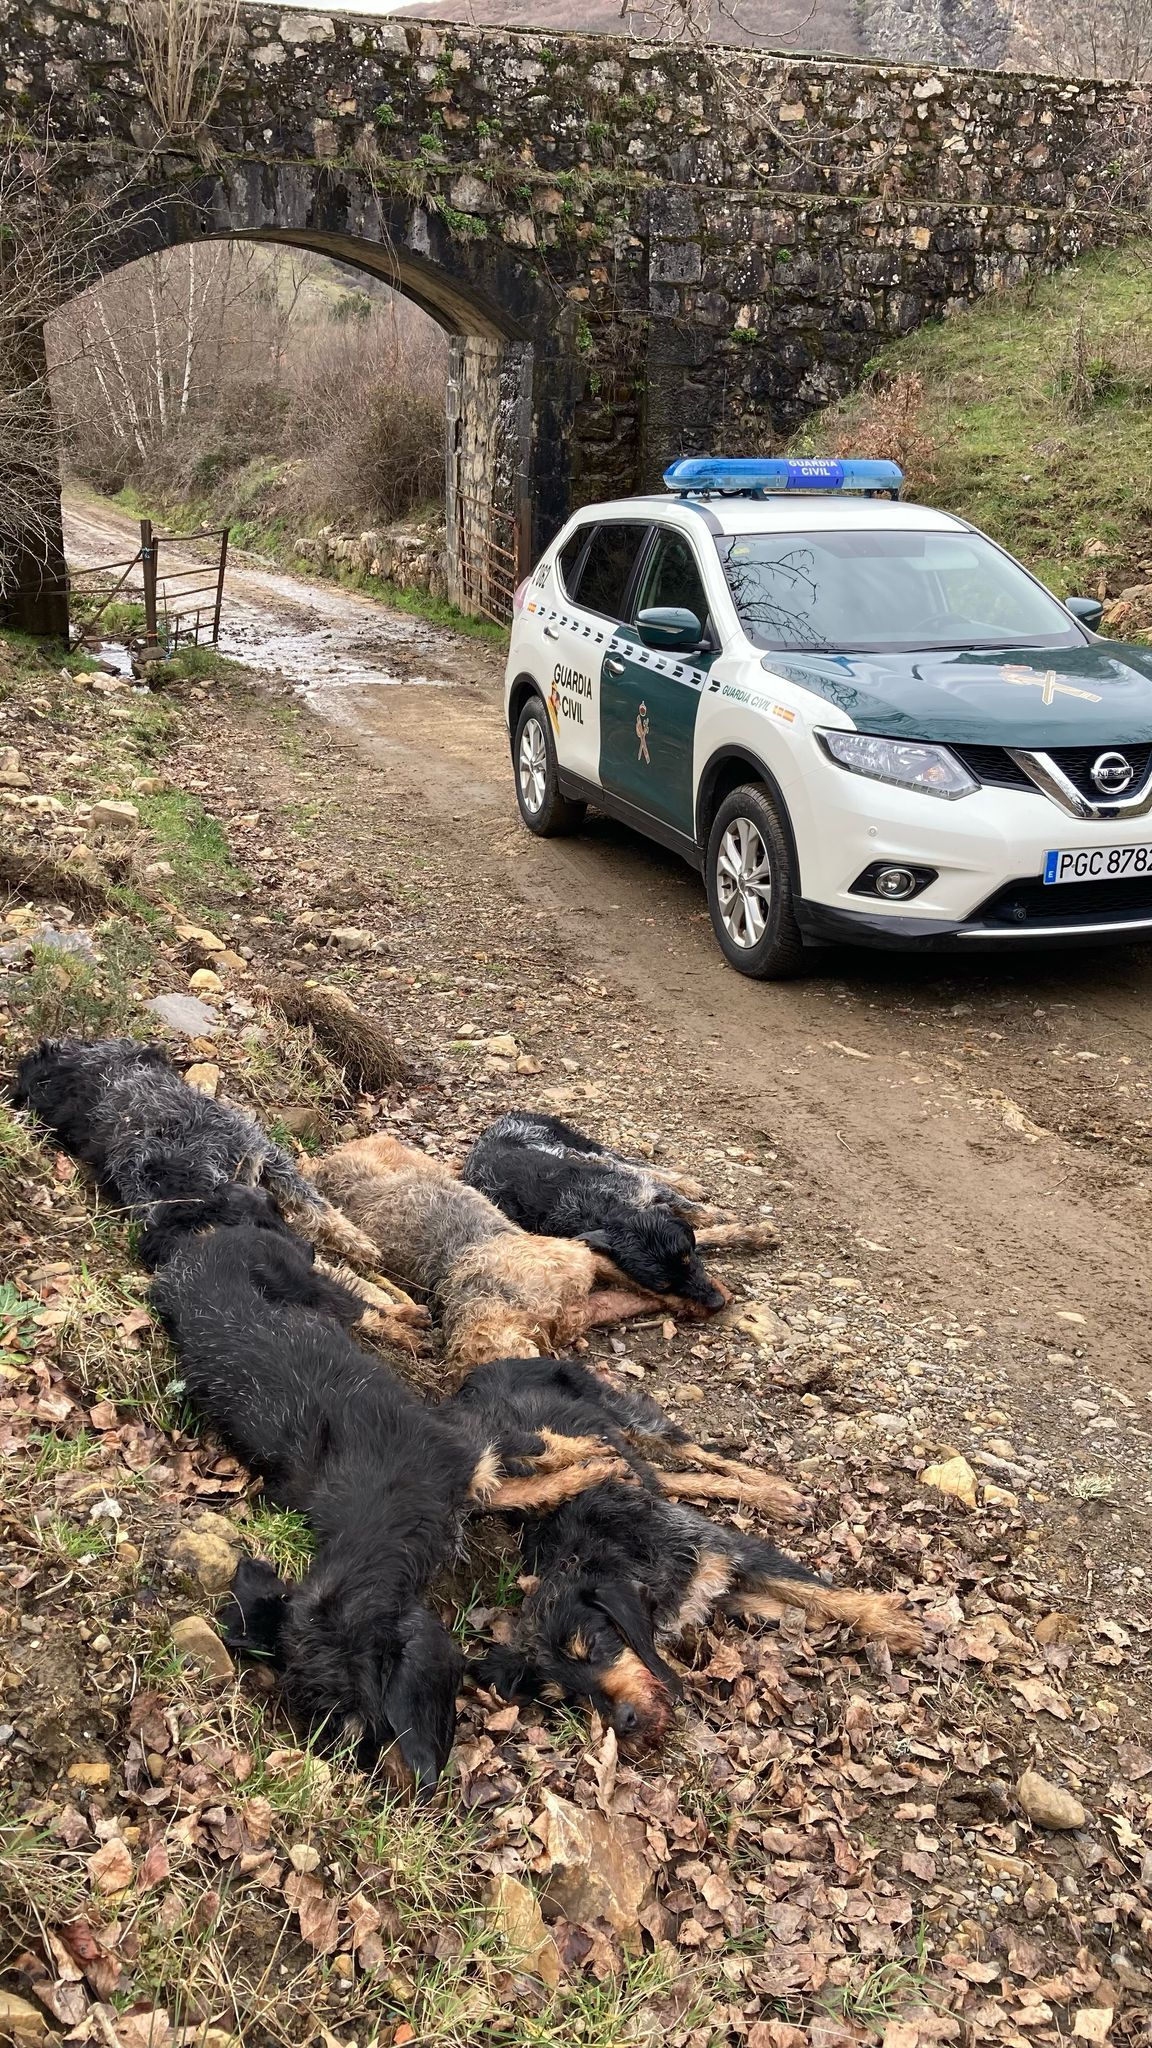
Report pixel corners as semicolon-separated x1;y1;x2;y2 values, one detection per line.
705;783;807;979
513;695;586;837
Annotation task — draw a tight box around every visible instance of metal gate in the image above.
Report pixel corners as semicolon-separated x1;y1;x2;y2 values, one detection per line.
444;337;533;625
68;518;230;654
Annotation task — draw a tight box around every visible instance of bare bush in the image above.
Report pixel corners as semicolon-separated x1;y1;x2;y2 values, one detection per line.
818;371;941;488
1019;0;1152;79
124;0;242;142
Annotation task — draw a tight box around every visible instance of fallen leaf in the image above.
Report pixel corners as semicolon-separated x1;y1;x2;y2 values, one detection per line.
594;1726;618;1815
86;1839;134;1895
825;1039;871;1059
993;1091;1048;1141
139;1839;170;1890
1011;1678;1071;1721
486;1874;561;1988
1118;1740;1152;1780
284;1870;340;1952
1072;2012;1114;2043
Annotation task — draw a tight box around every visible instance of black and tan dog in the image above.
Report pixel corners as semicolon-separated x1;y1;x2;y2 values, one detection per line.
471;1478;924;1744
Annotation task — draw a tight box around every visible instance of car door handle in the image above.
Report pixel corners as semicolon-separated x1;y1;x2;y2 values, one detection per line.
542;624;559;640
606;656;625;675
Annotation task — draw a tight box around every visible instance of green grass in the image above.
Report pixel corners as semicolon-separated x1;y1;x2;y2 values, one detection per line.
791;242;1152;599
244;1504;314;1575
315;557;508;644
133;789;246;893
6;940;147;1042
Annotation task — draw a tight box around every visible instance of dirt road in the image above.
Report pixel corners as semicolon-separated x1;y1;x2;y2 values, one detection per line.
65;491;1152;1400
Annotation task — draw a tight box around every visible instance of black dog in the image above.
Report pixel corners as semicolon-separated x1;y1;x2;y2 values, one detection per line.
12;1037;381;1269
463;1111;774;1307
471;1480;924;1745
150;1216;496;1789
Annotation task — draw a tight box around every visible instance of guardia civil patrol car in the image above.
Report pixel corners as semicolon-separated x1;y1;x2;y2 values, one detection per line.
505;456;1152;978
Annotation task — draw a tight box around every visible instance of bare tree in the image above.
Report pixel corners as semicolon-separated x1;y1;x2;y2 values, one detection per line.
1019;0;1152;78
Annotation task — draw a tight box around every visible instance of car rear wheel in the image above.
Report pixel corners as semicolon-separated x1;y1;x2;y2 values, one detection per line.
513;696;586;837
706;784;806;979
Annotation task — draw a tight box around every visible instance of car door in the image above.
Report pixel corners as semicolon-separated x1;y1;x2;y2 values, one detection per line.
598;525;718;839
539;519;651;789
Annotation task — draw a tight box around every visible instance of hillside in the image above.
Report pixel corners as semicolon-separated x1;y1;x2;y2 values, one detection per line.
791;244;1152;611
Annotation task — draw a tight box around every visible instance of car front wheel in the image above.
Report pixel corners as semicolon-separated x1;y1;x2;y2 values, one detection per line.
706;783;806;979
513;695;586;837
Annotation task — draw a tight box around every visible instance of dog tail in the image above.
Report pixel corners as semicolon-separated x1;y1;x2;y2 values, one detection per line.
728;1538;924;1654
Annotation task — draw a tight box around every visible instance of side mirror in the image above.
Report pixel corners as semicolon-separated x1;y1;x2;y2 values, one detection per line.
1065;595;1104;632
636;606;703;653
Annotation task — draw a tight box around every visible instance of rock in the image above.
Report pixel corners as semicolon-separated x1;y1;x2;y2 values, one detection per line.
278;1105;326;1141
217;949;247;972
533;1790;652;1946
171;1615;235;1682
329;927;373;952
1023;1870;1059;1918
920;1455;979;1511
735;1304;789;1352
189;968;225;993
130;775;166;794
146;993;220;1036
289;1843;323;1874
485;1033;519;1058
516;1054;541;1075
486;1874;561;1986
0;1991;48;2039
67;1759;111;1788
0;747;31;790
183;1062;221;1098
175;921;225;951
90;799;140;830
982;1482;1019;1510
673;1382;705;1404
169;1513;241;1594
144;859;174;879
1071;1399;1098;1418
1016;1768;1086;1830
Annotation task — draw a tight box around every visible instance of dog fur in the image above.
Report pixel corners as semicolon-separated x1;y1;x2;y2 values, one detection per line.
11;1037;389;1277
312;1135;682;1367
463;1111;776;1304
472;1479;923;1744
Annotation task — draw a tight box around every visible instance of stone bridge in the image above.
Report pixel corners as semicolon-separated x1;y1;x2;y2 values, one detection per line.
0;0;1147;629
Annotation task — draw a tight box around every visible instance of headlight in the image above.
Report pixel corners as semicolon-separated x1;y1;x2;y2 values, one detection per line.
818;730;978;801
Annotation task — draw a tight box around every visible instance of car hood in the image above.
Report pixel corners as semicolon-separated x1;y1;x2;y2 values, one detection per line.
763;642;1152;748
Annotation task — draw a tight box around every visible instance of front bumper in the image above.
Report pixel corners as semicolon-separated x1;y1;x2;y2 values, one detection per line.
797;894;1152;953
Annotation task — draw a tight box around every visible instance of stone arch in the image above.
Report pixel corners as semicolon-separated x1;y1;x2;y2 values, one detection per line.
29;159;580;630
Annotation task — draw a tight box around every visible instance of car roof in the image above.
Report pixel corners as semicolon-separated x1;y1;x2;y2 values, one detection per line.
560;495;970;536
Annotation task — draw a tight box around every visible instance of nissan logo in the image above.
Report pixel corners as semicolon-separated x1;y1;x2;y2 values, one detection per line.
1092;750;1135;795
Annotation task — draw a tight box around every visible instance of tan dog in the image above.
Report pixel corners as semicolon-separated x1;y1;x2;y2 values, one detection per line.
313;1134;694;1369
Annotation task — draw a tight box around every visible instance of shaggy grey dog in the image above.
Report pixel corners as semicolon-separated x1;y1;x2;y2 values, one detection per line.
11;1037;383;1271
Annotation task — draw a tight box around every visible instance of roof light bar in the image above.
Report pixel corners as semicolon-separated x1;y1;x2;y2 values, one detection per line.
663;456;904;498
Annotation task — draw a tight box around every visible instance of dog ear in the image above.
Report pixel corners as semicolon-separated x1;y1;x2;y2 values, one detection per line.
467;1644;541;1702
381;1609;462;1794
219;1556;290;1661
592;1579;680;1691
578;1230;614;1253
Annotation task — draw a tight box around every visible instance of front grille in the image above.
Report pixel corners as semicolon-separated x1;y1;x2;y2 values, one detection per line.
953;745;1037;791
973;874;1152;925
1044;744;1152;800
955;742;1152;800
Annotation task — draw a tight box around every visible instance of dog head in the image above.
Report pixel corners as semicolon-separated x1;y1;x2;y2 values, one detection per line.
475;1573;678;1746
138;1185;293;1269
221;1555;462;1792
583;1208;726;1312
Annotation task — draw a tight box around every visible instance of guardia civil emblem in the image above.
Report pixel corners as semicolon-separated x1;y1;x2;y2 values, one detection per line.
636;702;651;764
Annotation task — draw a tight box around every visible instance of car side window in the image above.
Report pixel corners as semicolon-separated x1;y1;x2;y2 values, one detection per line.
633;528;710;632
557;526;590;598
572;523;650;621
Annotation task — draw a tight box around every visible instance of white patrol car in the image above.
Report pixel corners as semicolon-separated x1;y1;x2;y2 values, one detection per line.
505;456;1152;979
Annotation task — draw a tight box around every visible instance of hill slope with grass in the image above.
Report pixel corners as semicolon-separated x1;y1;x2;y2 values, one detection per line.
791;245;1152;615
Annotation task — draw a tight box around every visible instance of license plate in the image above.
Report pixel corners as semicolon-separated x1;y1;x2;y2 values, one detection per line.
1044;845;1152;884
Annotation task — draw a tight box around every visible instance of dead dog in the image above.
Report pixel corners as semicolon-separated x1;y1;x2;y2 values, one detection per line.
463;1110;776;1304
312;1133;704;1369
149;1215;623;1786
470;1478;923;1744
11;1036;405;1286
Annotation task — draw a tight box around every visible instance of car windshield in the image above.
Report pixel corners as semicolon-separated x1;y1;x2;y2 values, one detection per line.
713;529;1083;654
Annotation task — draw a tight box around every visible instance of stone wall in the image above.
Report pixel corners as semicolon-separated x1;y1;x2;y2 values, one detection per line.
0;0;1148;624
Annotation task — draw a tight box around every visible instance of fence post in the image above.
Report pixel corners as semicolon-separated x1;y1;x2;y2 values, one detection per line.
212;528;229;647
139;519;159;656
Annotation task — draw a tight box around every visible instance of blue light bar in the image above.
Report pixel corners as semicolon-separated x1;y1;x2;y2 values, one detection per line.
663;456;904;497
